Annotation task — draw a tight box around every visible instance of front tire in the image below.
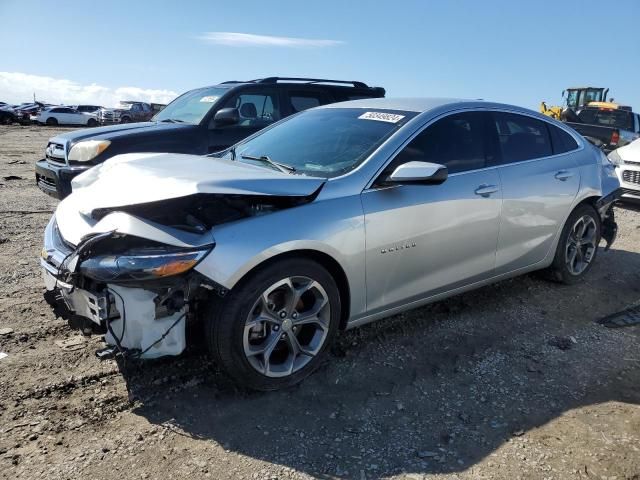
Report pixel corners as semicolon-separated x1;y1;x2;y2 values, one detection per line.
206;258;341;391
45;117;58;126
120;116;130;124
548;204;601;284
87;118;97;127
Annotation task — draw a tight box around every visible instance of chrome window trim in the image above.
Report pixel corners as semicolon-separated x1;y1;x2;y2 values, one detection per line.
362;106;586;191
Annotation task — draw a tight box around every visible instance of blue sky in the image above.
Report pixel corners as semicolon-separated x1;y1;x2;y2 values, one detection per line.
1;0;638;109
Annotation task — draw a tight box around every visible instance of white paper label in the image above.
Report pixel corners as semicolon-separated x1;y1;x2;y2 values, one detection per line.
200;96;219;103
358;111;405;123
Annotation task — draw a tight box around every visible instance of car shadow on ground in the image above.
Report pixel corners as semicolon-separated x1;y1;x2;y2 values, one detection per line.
102;246;640;479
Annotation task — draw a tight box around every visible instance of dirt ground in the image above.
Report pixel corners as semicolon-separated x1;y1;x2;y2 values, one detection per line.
0;124;639;480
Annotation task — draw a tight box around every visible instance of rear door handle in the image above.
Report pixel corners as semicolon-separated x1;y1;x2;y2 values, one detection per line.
554;170;574;181
474;184;499;197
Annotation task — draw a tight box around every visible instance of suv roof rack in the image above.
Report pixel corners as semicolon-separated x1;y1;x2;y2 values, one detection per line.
222;77;372;88
257;77;370;88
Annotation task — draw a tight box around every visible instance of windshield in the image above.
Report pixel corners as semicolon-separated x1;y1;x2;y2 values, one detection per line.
577;109;633;131
226;108;415;178
153;87;228;125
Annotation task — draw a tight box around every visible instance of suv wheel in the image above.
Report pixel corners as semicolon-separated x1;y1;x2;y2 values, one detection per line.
548;204;601;284
87;118;97;127
120;116;130;123
206;258;340;391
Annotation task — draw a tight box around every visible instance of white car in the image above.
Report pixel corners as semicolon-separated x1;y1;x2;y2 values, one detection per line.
37;107;98;127
609;139;640;201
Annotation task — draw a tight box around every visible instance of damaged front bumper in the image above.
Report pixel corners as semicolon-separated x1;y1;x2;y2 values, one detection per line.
41;215;214;358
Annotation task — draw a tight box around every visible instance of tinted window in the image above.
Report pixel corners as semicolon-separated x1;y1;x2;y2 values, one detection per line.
577;109;633;130
50;108;62;113
493;112;552;163
227;108;416;178
288;92;328;113
224;91;281;127
548;124;579;154
393;112;487;174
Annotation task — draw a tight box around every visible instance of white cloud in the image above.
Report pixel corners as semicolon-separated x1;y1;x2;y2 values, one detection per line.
198;32;343;48
0;72;178;107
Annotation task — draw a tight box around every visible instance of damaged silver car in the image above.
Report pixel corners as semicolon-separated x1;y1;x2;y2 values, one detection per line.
41;98;621;390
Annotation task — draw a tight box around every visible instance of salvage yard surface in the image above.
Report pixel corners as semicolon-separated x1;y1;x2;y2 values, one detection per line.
1;125;639;480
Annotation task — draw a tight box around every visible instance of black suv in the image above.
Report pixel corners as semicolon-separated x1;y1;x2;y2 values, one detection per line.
35;77;385;199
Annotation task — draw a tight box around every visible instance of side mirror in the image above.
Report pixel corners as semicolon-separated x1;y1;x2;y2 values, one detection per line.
213;107;239;126
386;161;448;185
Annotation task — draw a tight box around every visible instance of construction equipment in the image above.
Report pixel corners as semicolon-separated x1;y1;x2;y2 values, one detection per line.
540;87;611;120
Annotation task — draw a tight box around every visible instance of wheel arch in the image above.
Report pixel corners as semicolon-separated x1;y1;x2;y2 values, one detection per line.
228;249;352;330
542;194;604;267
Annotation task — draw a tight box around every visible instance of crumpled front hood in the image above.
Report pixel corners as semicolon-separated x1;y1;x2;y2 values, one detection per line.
69;153;325;215
53;152;325;244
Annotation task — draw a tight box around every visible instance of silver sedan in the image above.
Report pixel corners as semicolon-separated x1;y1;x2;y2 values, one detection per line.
41;98;621;390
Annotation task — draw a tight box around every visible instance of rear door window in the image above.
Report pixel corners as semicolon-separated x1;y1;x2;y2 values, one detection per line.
492;112;552;163
224;90;281;127
392;111;488;174
548;124;579;154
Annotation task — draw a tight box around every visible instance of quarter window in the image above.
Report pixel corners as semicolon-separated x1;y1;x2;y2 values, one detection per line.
548;124;579;154
392;112;487;174
288;91;330;113
492;112;552;163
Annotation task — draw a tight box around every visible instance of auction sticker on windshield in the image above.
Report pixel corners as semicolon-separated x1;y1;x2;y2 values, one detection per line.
200;96;219;103
358;112;405;123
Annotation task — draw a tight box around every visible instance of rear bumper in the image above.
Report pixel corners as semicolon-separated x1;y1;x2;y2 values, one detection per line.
35;159;89;199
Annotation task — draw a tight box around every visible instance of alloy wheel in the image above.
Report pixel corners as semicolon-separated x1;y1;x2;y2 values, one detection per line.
565;215;597;275
243;276;330;378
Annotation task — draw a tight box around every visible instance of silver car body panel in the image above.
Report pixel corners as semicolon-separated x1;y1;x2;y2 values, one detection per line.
46;98;620;336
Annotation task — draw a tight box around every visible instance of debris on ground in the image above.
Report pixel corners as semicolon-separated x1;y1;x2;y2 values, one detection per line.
54;336;87;351
599;305;640;328
548;335;573;350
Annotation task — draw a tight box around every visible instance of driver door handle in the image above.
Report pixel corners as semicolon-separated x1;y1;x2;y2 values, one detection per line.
554;170;574;181
474;184;499;197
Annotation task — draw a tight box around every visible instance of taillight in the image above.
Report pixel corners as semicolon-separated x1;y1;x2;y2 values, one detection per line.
610;130;620;146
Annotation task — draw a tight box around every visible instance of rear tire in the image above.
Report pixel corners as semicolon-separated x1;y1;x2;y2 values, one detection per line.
206;258;341;391
45;117;58;126
547;204;601;284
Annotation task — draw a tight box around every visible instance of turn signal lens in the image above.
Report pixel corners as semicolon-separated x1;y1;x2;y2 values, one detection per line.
150;259;199;278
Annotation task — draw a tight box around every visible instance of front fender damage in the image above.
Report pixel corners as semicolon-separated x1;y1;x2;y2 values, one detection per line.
51;188;322;360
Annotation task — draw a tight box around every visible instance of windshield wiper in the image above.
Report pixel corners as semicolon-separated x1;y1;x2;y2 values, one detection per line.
240;154;296;174
159;118;186;123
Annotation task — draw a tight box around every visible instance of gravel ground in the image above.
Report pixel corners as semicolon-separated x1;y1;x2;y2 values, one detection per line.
0;124;639;480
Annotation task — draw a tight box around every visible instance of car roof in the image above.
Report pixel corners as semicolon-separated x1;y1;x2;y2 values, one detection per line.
318;97;549;118
319;97;469;112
